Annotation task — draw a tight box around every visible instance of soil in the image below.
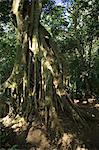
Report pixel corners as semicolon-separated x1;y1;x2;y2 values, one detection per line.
0;100;99;150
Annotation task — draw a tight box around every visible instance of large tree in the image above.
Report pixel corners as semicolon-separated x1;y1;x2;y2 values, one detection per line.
0;0;96;136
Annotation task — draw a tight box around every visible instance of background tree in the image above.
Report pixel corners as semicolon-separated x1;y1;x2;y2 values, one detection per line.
51;0;99;100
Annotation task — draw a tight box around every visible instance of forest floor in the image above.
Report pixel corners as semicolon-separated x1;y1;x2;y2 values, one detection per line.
0;99;99;150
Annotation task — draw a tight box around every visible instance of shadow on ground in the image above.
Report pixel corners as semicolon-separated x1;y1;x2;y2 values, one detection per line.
0;103;99;150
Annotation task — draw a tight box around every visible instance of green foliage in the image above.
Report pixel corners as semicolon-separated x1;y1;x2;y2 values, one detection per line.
41;3;68;36
8;145;19;150
0;22;17;83
0;0;11;24
42;0;99;98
